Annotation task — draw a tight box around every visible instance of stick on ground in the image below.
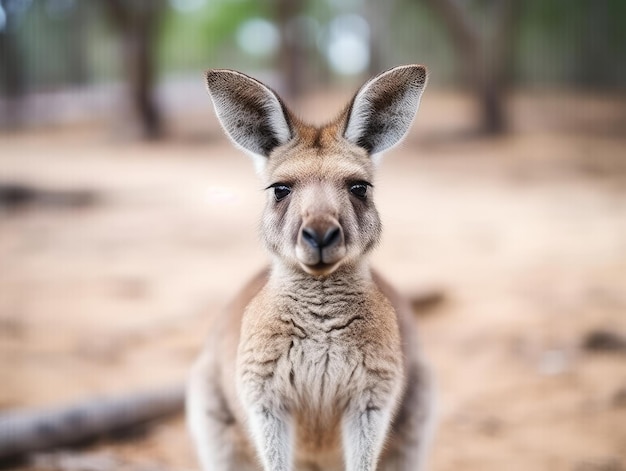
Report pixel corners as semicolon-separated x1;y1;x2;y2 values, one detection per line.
0;384;185;462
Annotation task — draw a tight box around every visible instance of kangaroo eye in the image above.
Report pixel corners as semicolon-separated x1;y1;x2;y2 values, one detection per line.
271;184;291;202
350;182;369;199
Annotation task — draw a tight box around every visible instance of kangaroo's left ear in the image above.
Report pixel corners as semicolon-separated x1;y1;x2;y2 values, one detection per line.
343;64;427;158
205;69;293;171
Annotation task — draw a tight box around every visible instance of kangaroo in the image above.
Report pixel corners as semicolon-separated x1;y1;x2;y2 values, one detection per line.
186;65;434;471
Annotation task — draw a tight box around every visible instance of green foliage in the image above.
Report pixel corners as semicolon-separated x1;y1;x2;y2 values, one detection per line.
518;0;626;87
18;0;74;88
159;0;269;73
3;0;626;93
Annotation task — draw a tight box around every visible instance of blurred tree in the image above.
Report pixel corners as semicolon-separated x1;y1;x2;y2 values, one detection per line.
62;0;89;86
276;0;306;99
0;0;30;128
366;0;394;76
421;0;521;135
575;1;623;88
101;0;166;139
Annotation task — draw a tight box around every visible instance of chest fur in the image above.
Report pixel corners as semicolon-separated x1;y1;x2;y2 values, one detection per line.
237;281;402;410
236;277;404;461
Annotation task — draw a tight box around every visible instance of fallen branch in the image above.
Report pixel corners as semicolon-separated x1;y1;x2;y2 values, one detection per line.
0;384;184;462
30;450;191;471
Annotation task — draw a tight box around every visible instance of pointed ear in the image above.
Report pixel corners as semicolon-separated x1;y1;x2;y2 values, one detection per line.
205;69;293;168
343;64;427;158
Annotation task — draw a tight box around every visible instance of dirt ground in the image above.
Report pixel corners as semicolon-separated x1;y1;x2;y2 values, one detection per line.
1;90;625;471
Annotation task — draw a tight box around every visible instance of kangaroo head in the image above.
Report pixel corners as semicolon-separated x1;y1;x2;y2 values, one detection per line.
205;65;427;277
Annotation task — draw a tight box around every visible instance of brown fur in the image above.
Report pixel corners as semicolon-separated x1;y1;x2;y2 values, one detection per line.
187;65;433;471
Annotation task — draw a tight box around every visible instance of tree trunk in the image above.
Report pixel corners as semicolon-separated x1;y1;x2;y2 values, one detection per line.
66;0;89;86
479;82;506;135
579;2;610;87
0;22;26;128
103;0;164;140
125;11;162;139
276;0;306;99
421;0;521;135
366;0;394;76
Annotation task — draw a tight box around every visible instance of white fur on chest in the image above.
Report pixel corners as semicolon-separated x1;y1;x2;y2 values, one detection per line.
238;281;372;411
274;306;369;463
282;327;364;414
277;282;370;408
236;271;406;463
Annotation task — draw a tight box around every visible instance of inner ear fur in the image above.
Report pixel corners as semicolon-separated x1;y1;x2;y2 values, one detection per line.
343;65;427;157
205;69;293;160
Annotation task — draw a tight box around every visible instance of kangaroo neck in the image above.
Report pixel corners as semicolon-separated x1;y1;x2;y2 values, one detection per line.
268;260;373;317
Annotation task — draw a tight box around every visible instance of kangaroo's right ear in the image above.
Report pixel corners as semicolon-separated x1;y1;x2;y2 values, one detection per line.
205;69;293;170
343;64;427;161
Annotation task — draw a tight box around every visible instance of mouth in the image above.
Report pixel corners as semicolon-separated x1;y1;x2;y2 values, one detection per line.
299;260;340;277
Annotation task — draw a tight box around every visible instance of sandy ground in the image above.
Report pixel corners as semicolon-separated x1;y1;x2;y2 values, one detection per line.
1;90;625;471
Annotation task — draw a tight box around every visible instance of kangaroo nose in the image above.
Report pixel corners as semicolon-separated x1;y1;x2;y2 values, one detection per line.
301;225;342;250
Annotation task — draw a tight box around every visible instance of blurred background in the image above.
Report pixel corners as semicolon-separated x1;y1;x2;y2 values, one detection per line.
1;1;625;470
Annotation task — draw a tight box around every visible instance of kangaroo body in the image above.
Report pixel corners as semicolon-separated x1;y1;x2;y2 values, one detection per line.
187;65;434;471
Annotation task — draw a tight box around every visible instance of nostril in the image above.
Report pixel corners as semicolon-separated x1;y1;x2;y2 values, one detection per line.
301;225;342;251
302;227;320;248
322;227;341;248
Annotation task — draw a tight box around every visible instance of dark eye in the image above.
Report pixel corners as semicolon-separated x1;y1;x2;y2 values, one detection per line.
350;182;369;199
271;184;291;202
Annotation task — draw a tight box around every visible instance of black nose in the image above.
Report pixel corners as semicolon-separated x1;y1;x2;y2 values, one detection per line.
301;226;341;250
